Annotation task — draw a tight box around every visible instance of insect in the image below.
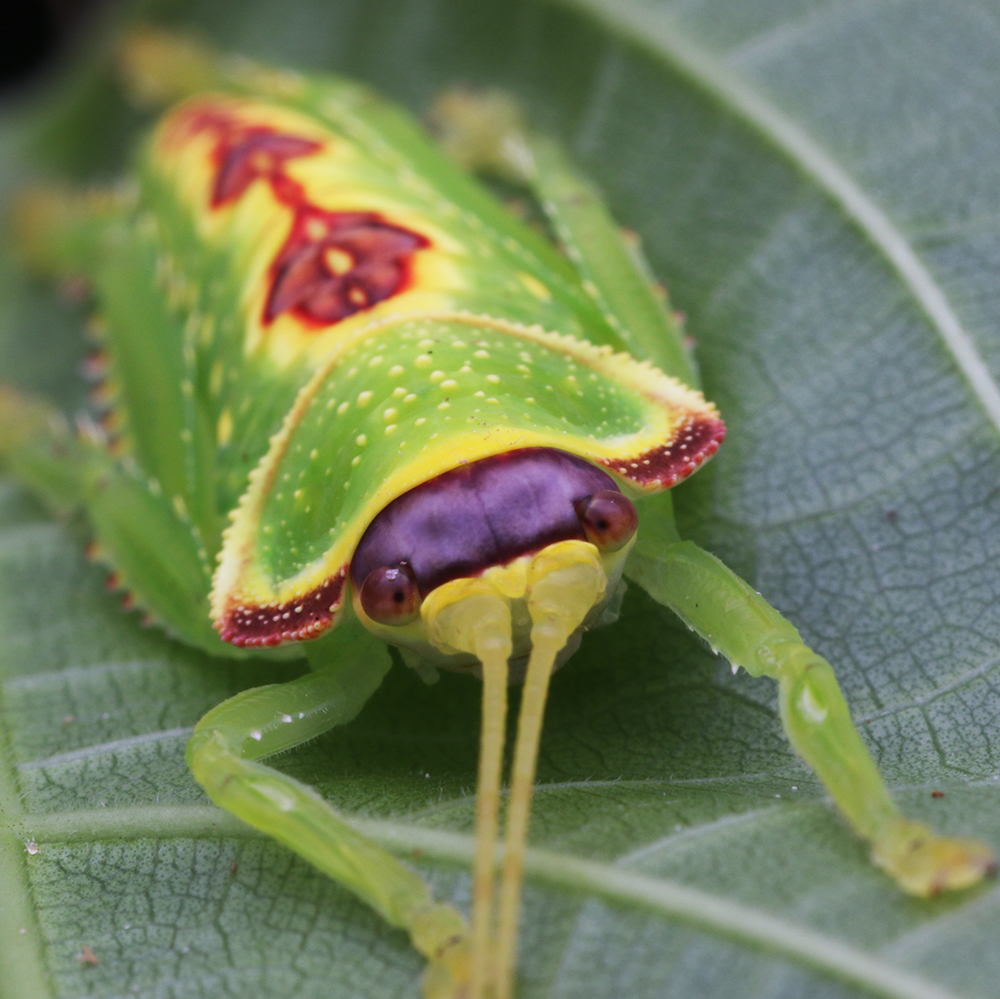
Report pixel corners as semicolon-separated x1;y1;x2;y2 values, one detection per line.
1;30;994;999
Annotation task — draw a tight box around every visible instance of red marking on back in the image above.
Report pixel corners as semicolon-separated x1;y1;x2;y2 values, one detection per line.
217;567;347;647
266;208;428;326
598;413;726;489
170;104;428;331
212;130;321;206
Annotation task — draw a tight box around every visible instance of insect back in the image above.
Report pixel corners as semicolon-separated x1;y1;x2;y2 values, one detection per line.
133;92;722;649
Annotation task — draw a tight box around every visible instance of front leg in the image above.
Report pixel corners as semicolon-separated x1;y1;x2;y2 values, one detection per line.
186;622;469;997
627;536;996;896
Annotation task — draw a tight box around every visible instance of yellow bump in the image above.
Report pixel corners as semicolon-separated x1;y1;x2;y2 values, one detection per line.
393;386;407;398
385;424;397;435
357;391;372;407
460;364;473;374
310;448;319;460
429;370;445;382
216;407;233;445
356;434;368;446
441;379;458;389
415;416;427;426
293;489;302;499
486;374;501;385
517;364;530;374
415;354;433;368
337;401;350;415
519;271;552;301
418;338;436;348
389;364;404;377
369;355;384;368
487;397;499;404
437;401;451;410
474;390;485;397
452;339;467;348
403;393;417;403
383;407;398;421
474;349;490;359
351;455;361;467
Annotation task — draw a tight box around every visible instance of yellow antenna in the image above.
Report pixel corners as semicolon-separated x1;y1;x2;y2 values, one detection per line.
423;579;513;999
494;542;606;999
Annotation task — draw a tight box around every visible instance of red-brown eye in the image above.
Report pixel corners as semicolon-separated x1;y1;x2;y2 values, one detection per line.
574;490;638;552
360;563;421;625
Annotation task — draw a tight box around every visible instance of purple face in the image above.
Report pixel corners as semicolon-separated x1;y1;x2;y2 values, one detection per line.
350;448;638;625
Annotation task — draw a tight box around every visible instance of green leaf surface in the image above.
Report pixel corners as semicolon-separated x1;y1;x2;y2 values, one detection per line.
3;1;1000;997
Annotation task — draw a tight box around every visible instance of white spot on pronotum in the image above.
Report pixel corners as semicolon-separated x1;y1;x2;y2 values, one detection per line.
250;730;263;741
798;684;828;723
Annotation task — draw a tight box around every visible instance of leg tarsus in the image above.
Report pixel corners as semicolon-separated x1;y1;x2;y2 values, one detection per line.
871;817;997;897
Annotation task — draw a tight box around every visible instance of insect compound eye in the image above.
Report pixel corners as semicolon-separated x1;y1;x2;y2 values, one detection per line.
359;563;421;625
574;490;638;552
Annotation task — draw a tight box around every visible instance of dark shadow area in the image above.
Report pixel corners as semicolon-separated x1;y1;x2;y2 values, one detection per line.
0;0;108;93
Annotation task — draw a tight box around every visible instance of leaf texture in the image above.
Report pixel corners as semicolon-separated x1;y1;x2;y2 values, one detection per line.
3;1;1000;997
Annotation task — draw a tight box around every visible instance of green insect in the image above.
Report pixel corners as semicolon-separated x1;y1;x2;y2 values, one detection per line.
1;30;994;999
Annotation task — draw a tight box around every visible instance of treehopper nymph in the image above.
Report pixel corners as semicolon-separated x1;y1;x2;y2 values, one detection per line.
1;31;994;999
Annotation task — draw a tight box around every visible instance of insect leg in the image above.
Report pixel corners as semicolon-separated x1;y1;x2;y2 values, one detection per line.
186;621;470;999
431;91;695;383
627;535;996;896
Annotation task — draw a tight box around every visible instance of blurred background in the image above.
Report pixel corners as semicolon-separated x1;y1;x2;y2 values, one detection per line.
1;0;108;93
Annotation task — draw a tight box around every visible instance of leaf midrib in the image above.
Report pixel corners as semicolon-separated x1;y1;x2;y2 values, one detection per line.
1;803;961;999
553;0;1000;435
0;682;53;999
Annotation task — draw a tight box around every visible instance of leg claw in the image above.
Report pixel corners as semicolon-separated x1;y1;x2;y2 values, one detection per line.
872;818;997;896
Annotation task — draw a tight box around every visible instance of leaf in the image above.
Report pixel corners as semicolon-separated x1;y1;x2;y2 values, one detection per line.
2;1;1000;997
